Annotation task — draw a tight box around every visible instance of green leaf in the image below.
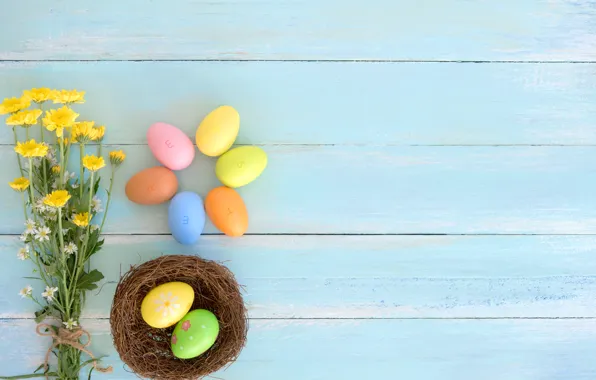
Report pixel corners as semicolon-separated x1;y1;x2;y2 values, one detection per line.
94;177;101;194
77;269;104;291
33;363;45;373
62;220;78;230
34;306;54;323
23;276;41;280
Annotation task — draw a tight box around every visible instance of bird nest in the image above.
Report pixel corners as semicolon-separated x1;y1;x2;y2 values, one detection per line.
110;255;248;379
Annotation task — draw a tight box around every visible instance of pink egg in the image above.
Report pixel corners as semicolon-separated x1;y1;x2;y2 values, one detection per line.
147;123;195;170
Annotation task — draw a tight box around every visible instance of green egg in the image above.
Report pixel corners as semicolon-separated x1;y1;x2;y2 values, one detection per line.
171;309;220;359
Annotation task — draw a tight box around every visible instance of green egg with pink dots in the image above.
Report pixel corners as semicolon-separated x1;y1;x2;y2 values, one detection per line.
171;309;220;359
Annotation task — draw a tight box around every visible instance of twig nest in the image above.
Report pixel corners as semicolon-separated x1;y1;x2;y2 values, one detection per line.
110;255;248;380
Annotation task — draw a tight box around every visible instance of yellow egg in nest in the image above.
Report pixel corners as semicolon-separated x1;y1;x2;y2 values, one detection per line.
141;282;194;328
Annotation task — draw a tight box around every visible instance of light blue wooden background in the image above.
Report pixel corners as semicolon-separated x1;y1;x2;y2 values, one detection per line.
1;1;596;379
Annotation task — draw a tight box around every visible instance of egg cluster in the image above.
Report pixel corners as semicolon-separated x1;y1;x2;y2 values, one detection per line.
125;106;268;244
141;282;220;359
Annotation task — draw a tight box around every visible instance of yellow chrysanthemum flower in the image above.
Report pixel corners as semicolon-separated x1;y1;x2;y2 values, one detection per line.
92;125;105;141
71;121;97;143
82;155;105;172
52;89;85;105
43;106;79;137
57;137;70;146
6;109;42;126
15;139;49;158
0;97;31;115
43;190;71;208
72;212;90;227
9;177;30;192
51;165;61;174
109;150;126;166
23;88;53;103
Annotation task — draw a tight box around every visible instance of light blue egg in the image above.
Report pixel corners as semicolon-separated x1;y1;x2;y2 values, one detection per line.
168;191;206;245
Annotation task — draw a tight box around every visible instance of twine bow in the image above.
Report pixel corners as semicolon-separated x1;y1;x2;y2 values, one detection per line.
36;323;113;378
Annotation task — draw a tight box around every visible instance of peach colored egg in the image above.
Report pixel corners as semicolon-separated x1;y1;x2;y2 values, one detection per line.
147;122;195;170
125;166;178;205
205;187;248;237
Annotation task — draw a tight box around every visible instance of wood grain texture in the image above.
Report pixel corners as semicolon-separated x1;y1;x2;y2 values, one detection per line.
2;319;596;379
2;0;596;61
3;145;596;234
2;235;596;319
1;62;596;145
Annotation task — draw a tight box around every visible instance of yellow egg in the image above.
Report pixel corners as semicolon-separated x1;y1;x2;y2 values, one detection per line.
141;282;194;328
196;105;240;157
215;146;267;188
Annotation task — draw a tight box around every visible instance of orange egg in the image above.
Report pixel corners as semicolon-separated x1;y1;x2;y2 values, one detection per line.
125;166;178;205
205;187;248;237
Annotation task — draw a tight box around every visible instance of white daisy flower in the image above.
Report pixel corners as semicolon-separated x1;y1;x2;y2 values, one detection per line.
71;183;79;189
63;318;78;330
41;286;58;302
35;199;47;213
19;285;33;299
35;226;51;242
24;219;36;235
19;234;28;242
91;196;103;213
64;242;78;255
17;245;30;261
90;224;99;232
62;171;76;184
62;228;70;236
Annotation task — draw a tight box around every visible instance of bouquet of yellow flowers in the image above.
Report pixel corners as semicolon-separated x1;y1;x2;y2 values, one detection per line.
1;89;125;379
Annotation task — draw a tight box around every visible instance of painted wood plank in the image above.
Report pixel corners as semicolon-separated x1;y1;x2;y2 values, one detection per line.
1;318;596;379
1;62;596;145
2;145;596;234
2;235;596;319
2;1;596;61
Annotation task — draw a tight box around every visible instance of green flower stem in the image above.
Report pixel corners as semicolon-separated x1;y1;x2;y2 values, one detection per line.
57;207;70;320
27;159;38;224
20;192;28;220
98;168;114;235
39;103;44;143
59;138;65;190
38;106;48;193
79;144;85;199
12;127;24;177
0;373;58;379
70;171;95;308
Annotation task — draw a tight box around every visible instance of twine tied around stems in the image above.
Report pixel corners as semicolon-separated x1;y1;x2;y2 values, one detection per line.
36;324;112;378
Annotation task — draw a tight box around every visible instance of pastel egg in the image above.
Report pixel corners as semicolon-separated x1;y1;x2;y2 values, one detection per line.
141;282;194;328
147;122;195;170
125;166;178;205
215;146;267;188
171;309;220;359
196;106;240;157
205;187;248;237
168;191;206;245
